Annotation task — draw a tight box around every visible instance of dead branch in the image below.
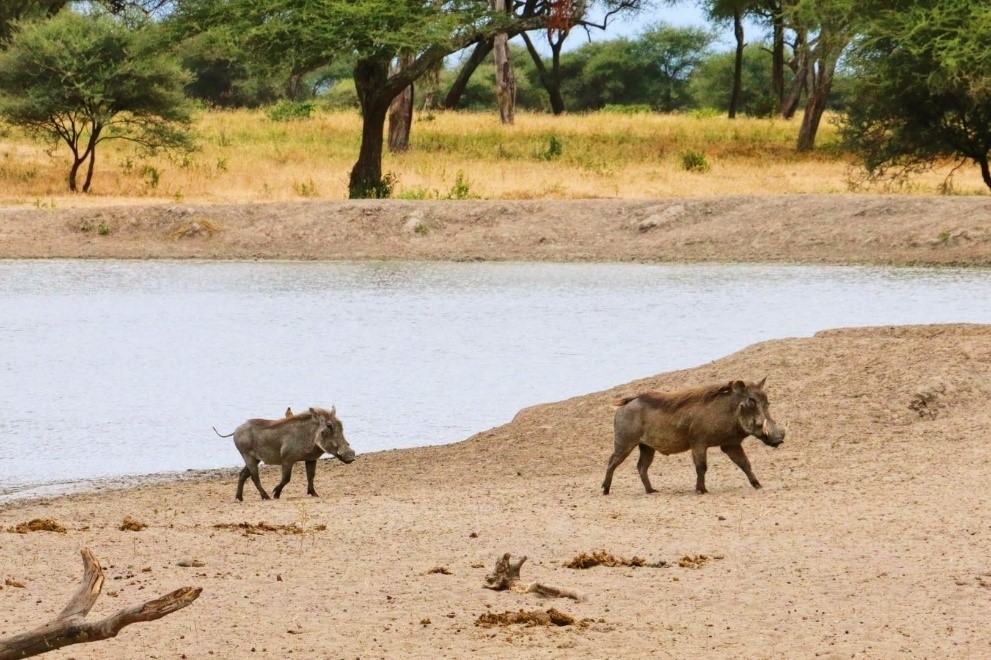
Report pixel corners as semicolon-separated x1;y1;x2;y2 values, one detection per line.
0;548;201;659
483;553;582;601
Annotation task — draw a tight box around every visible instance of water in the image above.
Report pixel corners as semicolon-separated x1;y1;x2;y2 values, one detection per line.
1;260;989;500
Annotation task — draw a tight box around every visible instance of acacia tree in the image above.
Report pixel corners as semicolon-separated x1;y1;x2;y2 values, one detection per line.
179;0;545;198
783;0;860;151
0;10;193;192
447;0;645;114
841;0;991;191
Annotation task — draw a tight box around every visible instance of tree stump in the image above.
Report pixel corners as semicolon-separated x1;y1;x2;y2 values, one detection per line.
0;548;201;659
483;553;582;601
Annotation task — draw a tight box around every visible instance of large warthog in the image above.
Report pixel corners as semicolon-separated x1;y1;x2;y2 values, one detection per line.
213;406;356;501
602;378;785;495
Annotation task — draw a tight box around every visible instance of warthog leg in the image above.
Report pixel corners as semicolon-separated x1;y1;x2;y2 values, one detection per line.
272;462;295;499
691;444;708;494
236;458;270;501
636;444;658;494
602;442;637;495
305;460;319;497
720;443;762;489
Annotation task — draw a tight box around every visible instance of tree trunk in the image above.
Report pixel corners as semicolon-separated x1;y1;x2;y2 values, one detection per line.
442;40;493;110
522;32;566;115
287;72;304;100
728;8;745;119
493;0;515;124
81;127;100;193
781;32;808;120
68;157;83;193
796;60;835;152
82;150;96;193
771;3;785;110
388;53;415;153
979;157;991;191
350;56;393;198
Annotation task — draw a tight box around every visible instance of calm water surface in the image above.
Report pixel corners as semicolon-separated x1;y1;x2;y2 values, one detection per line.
1;260;989;500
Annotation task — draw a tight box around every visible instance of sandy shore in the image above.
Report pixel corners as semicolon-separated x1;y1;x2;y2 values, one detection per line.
2;196;990;657
2;323;990;658
0;194;989;265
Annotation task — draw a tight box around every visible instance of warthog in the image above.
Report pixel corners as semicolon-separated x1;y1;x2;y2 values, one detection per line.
602;378;785;495
213;406;356;501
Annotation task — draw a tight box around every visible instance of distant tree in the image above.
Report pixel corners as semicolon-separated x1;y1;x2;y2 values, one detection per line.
0;10;193;192
840;0;991;191
178;30;285;107
557;25;713;112
697;0;762;118
690;47;780;116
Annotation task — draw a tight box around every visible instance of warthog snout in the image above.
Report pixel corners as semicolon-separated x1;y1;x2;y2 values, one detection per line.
336;447;356;463
759;419;785;447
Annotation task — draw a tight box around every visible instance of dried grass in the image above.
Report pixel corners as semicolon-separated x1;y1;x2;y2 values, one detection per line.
212;521;326;536
475;608;589;628
564;550;666;569
7;518;67;534
2;108;986;208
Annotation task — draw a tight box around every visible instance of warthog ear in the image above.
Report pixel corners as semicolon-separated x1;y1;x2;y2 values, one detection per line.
730;380;747;392
330;405;336;417
756;376;767;389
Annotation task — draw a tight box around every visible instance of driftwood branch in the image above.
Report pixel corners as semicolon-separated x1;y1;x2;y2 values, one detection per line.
0;548;201;659
483;553;582;601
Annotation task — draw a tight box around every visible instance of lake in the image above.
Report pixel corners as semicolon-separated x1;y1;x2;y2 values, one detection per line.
1;260;989;501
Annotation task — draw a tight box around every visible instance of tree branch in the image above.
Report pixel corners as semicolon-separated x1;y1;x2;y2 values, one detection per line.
0;549;201;660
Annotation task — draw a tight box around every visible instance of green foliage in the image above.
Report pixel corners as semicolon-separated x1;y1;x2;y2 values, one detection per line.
0;9;193;192
536;134;563;161
174;30;285;108
679;150;711;173
447;170;473;199
447;45;548;112
839;0;991;191
689;47;781;117
601;104;652;114
0;1;69;43
267;100;314;121
557;24;714;112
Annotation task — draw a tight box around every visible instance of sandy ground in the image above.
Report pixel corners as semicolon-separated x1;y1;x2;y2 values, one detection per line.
1;196;991;658
0;194;989;265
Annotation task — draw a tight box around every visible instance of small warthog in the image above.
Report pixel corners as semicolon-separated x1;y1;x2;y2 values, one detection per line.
602;378;785;495
213;406;356;501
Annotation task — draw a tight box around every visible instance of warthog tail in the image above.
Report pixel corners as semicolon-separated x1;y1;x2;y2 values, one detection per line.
212;426;235;438
611;396;637;409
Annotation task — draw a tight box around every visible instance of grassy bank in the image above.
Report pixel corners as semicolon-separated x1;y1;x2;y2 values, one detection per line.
0;109;986;207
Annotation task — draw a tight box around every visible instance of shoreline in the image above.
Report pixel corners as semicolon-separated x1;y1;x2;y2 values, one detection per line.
2;324;990;657
1;194;990;266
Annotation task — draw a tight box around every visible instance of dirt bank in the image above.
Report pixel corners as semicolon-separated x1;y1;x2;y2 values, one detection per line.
1;324;989;658
1;194;990;265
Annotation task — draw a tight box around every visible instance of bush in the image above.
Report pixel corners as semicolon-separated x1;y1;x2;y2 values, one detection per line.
679;150;711;173
267;100;314;121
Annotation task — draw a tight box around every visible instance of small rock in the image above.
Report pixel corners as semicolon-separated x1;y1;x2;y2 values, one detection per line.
402;214;426;234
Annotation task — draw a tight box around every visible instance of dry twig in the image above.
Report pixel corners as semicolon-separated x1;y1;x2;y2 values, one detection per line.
483;553;582;601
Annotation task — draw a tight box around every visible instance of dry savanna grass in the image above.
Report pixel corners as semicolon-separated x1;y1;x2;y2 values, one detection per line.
0;108;988;208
